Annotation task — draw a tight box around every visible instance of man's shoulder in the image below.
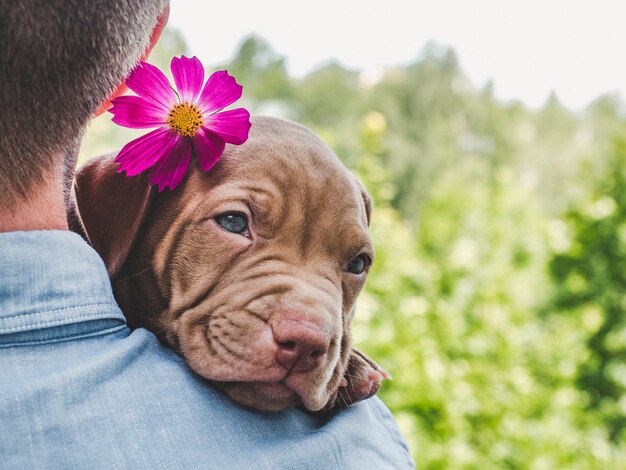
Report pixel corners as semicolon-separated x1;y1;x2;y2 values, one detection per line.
1;326;414;469
0;231;414;469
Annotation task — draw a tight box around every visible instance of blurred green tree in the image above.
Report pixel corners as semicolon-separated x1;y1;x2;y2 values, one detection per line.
549;133;626;442
217;36;293;108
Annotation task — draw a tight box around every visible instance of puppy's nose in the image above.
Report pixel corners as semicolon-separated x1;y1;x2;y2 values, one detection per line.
272;319;330;373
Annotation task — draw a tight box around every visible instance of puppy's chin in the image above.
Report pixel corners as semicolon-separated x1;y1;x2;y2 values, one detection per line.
172;322;346;411
213;382;302;411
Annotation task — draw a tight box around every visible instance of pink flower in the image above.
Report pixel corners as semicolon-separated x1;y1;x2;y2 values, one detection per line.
109;56;251;191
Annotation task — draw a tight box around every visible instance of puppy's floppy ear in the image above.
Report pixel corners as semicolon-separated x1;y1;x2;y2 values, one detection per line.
355;179;373;226
71;153;154;278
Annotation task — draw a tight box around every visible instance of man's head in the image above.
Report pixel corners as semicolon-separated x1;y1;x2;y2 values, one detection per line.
0;0;168;209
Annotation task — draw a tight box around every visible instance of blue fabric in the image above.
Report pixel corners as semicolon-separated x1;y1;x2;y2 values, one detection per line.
0;230;414;469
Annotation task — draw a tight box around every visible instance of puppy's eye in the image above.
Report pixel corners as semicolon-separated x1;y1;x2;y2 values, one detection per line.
346;254;371;275
216;213;248;235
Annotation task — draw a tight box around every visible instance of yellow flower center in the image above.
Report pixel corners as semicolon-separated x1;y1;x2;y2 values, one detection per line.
168;103;203;137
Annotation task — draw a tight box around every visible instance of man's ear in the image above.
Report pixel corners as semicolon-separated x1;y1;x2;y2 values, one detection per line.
71;153;154;278
93;5;170;117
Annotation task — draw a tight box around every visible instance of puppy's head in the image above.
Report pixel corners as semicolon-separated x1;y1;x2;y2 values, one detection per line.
73;116;373;411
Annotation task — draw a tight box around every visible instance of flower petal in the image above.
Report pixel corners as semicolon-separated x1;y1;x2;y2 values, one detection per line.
109;95;169;129
150;138;192;191
126;61;178;110
203;108;251;145
197;70;243;114
193;128;226;171
114;127;179;176
171;56;205;104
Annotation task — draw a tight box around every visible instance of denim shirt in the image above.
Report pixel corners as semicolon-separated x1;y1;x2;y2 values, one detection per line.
0;231;414;469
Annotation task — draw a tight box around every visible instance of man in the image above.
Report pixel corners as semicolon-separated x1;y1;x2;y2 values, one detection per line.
0;0;414;468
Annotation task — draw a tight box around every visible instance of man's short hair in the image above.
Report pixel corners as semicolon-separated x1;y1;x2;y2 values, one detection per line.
0;0;168;205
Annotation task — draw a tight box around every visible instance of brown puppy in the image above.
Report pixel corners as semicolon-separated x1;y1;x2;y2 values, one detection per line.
72;116;387;412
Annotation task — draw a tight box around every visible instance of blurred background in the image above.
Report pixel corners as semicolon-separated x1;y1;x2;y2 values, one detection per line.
81;1;626;467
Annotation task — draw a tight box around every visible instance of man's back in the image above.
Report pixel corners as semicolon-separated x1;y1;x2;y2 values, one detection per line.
0;230;414;469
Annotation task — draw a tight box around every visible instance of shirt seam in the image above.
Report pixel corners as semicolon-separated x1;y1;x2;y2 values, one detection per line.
0;323;127;348
0;309;124;334
0;302;116;320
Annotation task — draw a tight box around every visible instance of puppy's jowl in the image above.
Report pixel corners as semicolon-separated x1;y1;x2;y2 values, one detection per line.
73;116;388;411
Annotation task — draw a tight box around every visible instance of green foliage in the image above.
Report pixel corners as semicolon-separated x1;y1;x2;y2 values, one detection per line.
217;36;294;104
81;30;626;468
548;135;626;444
354;119;618;468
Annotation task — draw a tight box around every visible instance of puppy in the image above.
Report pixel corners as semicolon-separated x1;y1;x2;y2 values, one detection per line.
72;116;387;412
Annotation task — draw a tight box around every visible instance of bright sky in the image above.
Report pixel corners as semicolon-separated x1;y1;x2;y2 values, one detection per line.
169;0;626;110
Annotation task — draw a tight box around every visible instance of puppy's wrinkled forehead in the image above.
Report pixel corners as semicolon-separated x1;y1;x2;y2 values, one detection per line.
181;117;370;237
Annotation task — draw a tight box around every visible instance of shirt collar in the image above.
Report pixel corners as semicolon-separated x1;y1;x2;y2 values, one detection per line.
0;230;125;341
